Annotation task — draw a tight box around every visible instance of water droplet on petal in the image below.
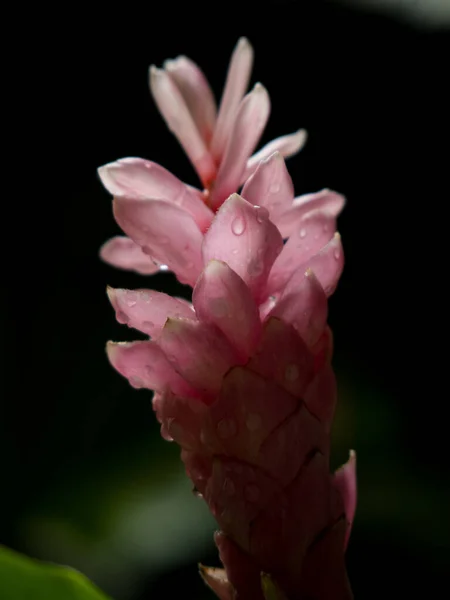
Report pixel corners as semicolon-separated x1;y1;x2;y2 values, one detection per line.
116;310;129;324
127;299;137;308
160;423;173;442
255;205;269;223
285;364;299;382
246;413;262;432
142;320;154;333
210;297;228;318
334;249;341;260
299;228;307;239
245;484;260;503
232;248;239;255
247;258;264;278
217;418;237;439
269;182;280;194
223;478;235;496
140;291;151;302
130;376;144;388
231;216;246;236
323;223;329;233
159;264;169;272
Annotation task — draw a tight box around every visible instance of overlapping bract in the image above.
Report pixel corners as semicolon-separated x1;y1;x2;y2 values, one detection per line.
100;38;356;600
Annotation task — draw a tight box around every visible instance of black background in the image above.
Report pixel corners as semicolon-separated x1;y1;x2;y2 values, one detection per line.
3;1;449;598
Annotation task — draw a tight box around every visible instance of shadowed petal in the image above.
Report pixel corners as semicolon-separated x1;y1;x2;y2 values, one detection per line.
193;260;262;361
242;128;307;183
113;197;203;286
334;450;357;549
107;287;195;337
303;361;337;432
241;152;294;222
149;66;216;186
266;209;336;295
99;236;160;275
202;194;283;301
159;318;240;402
210;84;271;210
276;189;345;238
106;340;197;397
248;317;314;398
98;158;213;231
211;37;254;163
268;269;328;348
199;565;234;600
164;55;217;144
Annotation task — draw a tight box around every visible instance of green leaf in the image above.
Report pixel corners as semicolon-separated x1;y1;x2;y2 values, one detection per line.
0;546;112;600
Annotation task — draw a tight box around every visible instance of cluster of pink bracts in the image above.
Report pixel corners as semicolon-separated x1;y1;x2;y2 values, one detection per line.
100;38;356;600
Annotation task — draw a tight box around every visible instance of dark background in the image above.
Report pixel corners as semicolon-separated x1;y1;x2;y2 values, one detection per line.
3;1;449;598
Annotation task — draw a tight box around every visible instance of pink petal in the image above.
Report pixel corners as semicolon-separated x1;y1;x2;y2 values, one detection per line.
214;532;264;600
303;361;337;432
113;197;203;286
242;128;308;183
210;37;254;163
268;269;328;348
202;194;283;301
107;287;195;337
333;450;357;549
159;318;240;402
247;317;314;398
99;236;160;275
249;452;339;575
205;457;282;550
200;366;297;463
193;260;262;361
258;403;327;486
164;55;217;145
297;518;353;600
106;340;197;397
297;232;344;297
181;449;213;496
154;388;207;451
241;152;294;222
266;209;336;295
149;66;216;186
210;84;271;210
98;158;213;232
276;189;345;239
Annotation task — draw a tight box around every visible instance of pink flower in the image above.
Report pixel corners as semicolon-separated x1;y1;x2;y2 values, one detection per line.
98;38;310;281
106;192;356;599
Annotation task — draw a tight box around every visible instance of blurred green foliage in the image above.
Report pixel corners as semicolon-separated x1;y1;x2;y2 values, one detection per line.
0;546;111;600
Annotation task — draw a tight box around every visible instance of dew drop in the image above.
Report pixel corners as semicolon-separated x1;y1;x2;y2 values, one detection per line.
127;299;137;308
245;484;260;503
285;364;299;382
334;249;341;260
299;228;307;239
246;413;262;432
142;320;154;333
247;258;264;278
160;424;173;442
217;418;237;439
269;182;280;194
116;310;129;324
232;248;239;255
223;478;235;496
141;291;151;302
255;205;269;223
159;264;169;272
129;376;144;388
231;216;246;236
